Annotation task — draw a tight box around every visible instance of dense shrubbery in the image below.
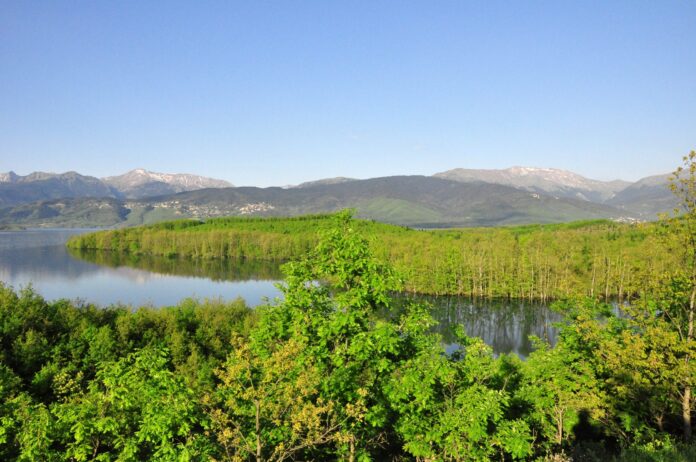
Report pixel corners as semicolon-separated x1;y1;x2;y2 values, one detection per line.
3;211;696;460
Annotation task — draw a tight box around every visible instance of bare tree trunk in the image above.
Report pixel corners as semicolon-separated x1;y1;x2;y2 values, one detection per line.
604;257;611;301
656;414;665;433
256;400;263;462
684;286;696;440
590;259;596;298
348;437;355;462
556;409;563;445
684;387;692;441
618;260;626;302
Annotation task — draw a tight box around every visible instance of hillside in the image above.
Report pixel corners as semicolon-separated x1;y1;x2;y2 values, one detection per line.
0;197;129;227
0;171;119;207
0;175;635;228
0;167;676;228
605;174;675;218
103;168;233;199
434;166;630;202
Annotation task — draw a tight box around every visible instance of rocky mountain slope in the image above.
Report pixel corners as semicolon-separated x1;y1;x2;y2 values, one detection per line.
434;167;631;202
0;169;233;206
0;171;119;208
102;169;232;198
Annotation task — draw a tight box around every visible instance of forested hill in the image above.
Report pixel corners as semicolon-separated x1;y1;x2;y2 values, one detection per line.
68;214;673;300
1;176;635;228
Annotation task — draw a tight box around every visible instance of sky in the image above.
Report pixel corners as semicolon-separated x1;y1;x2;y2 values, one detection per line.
1;1;694;187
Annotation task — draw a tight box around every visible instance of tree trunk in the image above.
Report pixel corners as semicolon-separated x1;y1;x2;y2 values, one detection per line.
556;408;563;445
684;386;692;441
590;259;596;298
684;286;696;440
256;400;263;462
348;437;355;462
604;257;611;301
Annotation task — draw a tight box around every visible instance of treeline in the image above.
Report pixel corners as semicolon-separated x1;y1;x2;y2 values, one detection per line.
68;215;673;300
67;215;335;260
375;220;670;301
4;213;696;461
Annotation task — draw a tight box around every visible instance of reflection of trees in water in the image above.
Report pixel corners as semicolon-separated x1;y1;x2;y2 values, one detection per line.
396;295;562;358
69;249;284;282
0;244;100;282
0;230;106;282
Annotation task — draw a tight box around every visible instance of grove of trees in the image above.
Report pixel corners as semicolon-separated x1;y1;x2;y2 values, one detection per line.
68;216;673;302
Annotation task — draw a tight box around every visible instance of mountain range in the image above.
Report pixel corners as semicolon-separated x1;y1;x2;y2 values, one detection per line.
0;169;232;207
0;166;674;228
432;167;672;218
433;167;630;202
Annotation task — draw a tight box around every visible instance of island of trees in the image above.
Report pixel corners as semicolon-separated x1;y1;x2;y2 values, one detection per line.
1;152;695;461
68;214;674;302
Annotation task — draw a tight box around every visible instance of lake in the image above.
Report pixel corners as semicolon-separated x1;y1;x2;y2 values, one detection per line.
0;229;562;357
0;229;282;307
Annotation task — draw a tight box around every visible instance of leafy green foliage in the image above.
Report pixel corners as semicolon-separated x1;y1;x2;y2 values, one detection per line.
50;347;210;461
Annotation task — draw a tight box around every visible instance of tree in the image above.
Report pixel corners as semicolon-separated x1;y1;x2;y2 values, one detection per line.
207;211;532;460
662;150;696;440
554;153;696;445
519;336;603;451
208;335;341;462
50;347;211;461
387;335;533;461
208;211;406;460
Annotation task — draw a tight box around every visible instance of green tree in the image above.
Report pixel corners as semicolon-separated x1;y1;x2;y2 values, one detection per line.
387;335;533;461
519;335;603;451
664;150;696;440
50;347;210;461
208;335;341;462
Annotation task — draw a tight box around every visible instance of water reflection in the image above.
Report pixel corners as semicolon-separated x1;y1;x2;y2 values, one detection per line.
0;229;282;307
68;248;284;282
398;295;562;358
0;229;95;282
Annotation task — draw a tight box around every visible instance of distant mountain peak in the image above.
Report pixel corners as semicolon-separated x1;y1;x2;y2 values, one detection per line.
293;177;357;189
508;166;560;174
0;171;19;183
103;169;232;199
434;166;630;202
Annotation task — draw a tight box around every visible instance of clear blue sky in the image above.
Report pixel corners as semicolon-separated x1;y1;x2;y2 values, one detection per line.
1;1;694;186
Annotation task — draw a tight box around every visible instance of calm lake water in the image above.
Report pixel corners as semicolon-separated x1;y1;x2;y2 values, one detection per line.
0;229;282;307
0;229;562;357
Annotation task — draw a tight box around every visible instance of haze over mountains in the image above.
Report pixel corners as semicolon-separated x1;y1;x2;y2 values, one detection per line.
0;166;674;228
